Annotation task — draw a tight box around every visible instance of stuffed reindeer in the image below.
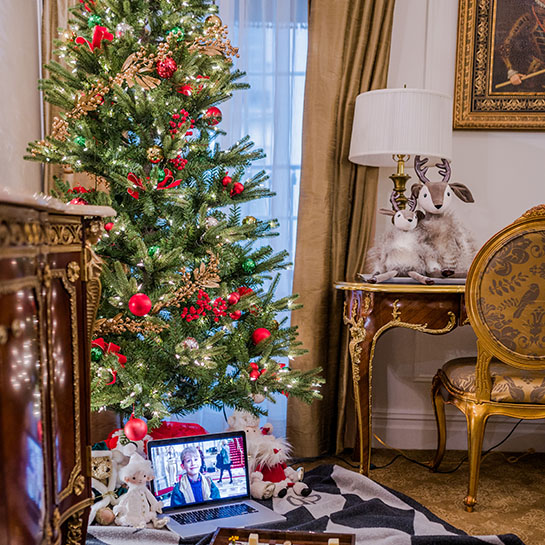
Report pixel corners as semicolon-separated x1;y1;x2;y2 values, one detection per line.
364;193;437;285
411;156;477;277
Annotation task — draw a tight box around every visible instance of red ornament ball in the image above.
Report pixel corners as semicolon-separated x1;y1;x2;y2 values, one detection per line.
227;292;240;305
230;182;244;196
249;369;260;381
222;175;232;187
157;57;177;79
128;293;152;316
252;327;271;345
69;197;88;205
230;310;242;320
124;416;148;441
104;222;114;231
204;106;222;125
177;84;193;96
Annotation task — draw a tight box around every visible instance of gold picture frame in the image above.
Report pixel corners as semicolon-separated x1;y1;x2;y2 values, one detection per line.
454;0;545;130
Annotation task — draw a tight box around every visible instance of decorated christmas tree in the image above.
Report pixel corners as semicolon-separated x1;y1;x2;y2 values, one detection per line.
27;0;322;429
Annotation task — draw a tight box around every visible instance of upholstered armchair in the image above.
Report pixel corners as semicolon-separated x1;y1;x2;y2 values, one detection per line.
430;205;545;512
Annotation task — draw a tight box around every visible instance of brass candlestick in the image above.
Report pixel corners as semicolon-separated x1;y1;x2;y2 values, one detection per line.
389;154;411;210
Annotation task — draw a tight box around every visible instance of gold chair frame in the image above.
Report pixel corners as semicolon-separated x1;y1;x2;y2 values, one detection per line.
430;205;545;512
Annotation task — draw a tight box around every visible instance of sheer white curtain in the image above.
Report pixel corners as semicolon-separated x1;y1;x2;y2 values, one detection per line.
180;0;308;435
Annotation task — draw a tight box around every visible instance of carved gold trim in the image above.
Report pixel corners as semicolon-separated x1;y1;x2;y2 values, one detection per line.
520;204;545;221
66;261;80;283
47;222;83;248
47;268;82;503
334;281;465;294
0;218;45;247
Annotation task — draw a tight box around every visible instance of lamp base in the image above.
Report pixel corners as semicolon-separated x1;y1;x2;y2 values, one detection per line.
389;172;410;210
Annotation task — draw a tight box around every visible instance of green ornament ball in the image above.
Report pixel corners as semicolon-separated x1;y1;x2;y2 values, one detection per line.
168;26;185;41
73;136;86;147
148;245;159;257
242;258;256;273
157;169;166;182
91;346;103;362
88;14;102;28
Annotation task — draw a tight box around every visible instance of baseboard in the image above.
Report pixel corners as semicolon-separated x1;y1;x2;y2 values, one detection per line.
371;408;545;451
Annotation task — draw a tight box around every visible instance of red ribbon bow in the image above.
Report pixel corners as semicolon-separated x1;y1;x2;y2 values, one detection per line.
92;337;127;366
92;337;127;386
127;172;144;199
157;168;181;190
76;25;113;52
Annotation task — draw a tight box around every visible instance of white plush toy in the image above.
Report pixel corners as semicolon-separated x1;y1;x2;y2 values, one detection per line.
227;411;309;500
113;453;168;529
105;428;152;488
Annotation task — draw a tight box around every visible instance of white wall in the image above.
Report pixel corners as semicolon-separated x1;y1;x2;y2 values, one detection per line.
371;0;545;452
0;0;43;194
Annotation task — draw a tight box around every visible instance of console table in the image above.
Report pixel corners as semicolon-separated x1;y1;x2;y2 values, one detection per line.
334;281;467;475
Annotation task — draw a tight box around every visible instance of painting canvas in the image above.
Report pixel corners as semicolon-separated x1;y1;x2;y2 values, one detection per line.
454;0;545;129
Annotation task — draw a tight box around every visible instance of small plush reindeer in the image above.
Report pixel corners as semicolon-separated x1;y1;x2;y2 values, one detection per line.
363;193;437;285
410;156;476;277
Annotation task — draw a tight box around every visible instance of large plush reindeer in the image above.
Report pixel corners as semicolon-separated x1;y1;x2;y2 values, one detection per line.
363;192;437;285
410;156;477;277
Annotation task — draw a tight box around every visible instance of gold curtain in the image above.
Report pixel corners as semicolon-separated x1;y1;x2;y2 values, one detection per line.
287;0;395;457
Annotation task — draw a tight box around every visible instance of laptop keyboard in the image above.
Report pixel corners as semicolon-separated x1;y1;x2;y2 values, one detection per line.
171;503;258;525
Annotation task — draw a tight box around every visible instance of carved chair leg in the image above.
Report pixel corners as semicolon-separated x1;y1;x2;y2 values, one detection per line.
464;404;488;512
429;373;447;470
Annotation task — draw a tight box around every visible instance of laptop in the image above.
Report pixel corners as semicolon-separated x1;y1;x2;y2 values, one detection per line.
147;430;285;538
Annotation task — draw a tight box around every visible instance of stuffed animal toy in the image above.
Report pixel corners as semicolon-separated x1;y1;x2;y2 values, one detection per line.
89;449;118;525
410;156;477;277
104;428;152;487
113;453;168;529
227;411;309;500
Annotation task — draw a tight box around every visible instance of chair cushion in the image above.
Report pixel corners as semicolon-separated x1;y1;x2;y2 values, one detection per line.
442;357;545;403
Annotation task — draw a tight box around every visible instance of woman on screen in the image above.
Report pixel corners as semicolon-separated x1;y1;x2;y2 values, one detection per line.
170;446;220;507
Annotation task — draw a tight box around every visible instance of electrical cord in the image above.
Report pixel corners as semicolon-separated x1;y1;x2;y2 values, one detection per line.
371;418;525;472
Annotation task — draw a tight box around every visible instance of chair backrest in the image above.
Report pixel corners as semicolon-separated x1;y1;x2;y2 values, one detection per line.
466;205;545;372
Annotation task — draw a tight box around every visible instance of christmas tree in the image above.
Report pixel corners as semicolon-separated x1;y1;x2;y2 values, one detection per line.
27;0;322;428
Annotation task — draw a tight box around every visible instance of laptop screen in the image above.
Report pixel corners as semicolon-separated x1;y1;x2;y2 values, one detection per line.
148;430;250;512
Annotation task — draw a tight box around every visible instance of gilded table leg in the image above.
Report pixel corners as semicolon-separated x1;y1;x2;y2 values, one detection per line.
343;293;374;475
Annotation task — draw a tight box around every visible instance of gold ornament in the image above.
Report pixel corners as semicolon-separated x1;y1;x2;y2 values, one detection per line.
189;16;239;63
205;15;223;27
242;216;257;225
147;145;164;163
272;319;280;330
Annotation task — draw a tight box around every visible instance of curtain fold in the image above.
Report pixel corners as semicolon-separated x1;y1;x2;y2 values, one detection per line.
287;0;395;457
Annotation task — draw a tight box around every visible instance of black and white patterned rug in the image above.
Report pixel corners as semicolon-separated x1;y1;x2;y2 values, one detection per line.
86;464;524;545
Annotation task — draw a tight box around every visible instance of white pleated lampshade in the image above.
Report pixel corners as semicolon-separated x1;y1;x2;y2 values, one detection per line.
348;88;453;167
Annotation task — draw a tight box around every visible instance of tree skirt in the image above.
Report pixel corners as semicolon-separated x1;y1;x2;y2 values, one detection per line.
86;465;524;545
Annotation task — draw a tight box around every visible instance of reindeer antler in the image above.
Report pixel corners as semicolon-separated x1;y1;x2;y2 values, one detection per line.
389;191;400;211
413;156;430;184
436;158;451;183
407;192;418;211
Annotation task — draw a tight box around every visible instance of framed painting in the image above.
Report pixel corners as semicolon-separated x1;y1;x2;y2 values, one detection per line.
454;0;545;129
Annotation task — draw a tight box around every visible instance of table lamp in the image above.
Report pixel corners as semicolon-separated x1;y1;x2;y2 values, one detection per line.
348;88;453;209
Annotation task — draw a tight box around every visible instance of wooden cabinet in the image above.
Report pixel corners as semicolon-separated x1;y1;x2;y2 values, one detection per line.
0;196;113;545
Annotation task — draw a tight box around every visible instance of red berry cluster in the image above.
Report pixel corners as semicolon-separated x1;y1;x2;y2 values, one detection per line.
249;362;266;381
181;290;228;323
169;109;195;136
170;154;188;171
